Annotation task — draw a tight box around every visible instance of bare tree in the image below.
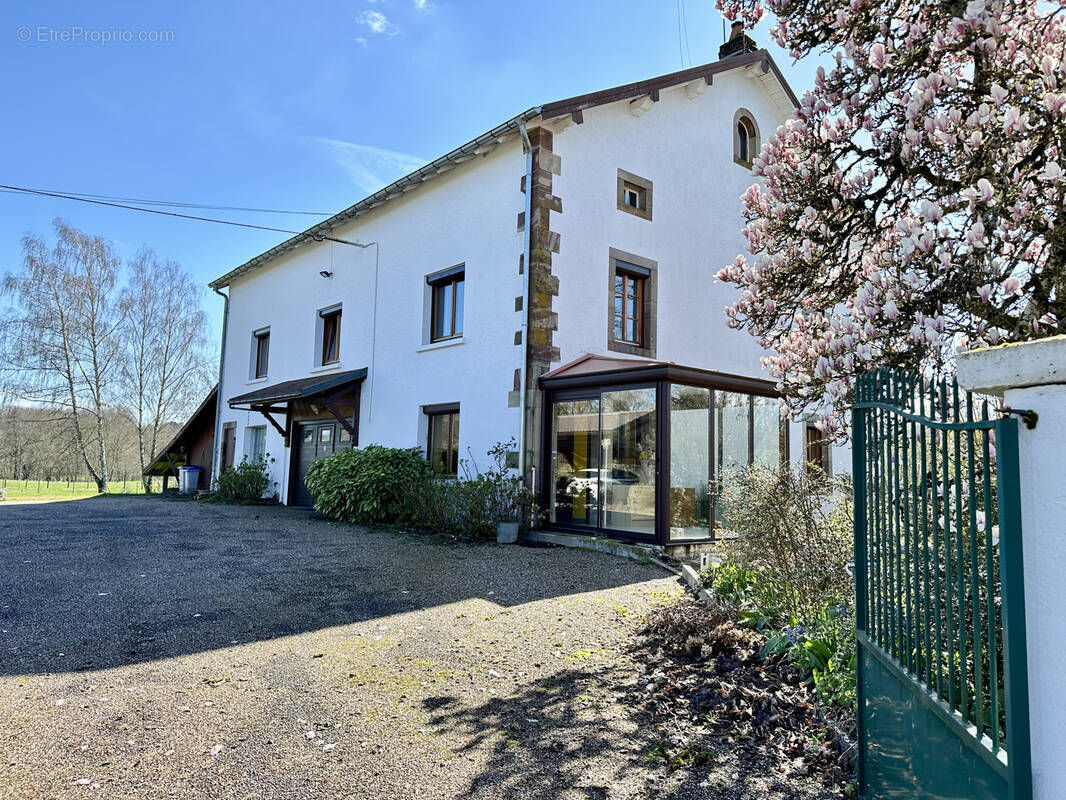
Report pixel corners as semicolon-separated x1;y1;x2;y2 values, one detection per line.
119;249;213;490
0;220;123;492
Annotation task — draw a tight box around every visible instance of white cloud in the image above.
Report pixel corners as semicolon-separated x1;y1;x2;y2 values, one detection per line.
357;10;399;35
311;138;426;194
413;0;432;10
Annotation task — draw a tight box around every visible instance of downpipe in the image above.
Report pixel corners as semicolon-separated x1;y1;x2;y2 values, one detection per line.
210;285;229;486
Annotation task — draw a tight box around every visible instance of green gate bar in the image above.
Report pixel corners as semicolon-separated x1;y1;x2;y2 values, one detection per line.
853;369;1031;800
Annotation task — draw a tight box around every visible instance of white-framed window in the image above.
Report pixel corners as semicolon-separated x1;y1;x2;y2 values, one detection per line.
245;425;267;463
616;169;652;220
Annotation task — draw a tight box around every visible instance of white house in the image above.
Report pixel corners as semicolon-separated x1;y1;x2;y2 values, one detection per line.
209;39;847;548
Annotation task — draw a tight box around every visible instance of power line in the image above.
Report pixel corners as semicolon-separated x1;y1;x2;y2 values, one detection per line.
0;183;366;247
676;0;687;68
0;187;331;216
680;0;692;67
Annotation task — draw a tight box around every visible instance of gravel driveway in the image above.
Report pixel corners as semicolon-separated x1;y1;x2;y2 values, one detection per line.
0;496;680;800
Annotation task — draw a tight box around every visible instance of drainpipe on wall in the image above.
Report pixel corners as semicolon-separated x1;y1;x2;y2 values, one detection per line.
210;286;229;486
363;241;380;423
517;120;534;487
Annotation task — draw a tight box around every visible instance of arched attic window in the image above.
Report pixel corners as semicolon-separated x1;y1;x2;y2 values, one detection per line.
733;109;759;168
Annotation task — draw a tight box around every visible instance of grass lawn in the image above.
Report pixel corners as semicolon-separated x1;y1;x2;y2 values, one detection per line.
1;479;151;502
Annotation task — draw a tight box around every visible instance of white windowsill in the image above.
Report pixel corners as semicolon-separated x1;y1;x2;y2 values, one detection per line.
246;377;269;386
417;337;465;353
310;362;343;374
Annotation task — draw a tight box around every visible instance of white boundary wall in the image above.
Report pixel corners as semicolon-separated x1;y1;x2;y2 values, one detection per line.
958;334;1066;800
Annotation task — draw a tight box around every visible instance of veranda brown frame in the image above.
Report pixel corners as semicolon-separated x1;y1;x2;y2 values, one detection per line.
539;362;787;545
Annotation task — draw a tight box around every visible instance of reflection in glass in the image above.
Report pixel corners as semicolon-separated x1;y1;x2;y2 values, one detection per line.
601;388;656;535
551;399;600;527
453;279;464;336
753;395;784;466
669;385;710;541
716;391;750;526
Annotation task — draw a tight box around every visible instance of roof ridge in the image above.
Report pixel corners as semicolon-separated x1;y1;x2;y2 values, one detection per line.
210;49;797;290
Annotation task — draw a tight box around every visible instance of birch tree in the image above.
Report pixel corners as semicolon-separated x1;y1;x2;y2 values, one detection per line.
118;249;212;490
0;220;123;491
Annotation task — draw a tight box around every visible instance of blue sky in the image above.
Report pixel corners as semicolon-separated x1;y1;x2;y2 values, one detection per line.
0;1;824;342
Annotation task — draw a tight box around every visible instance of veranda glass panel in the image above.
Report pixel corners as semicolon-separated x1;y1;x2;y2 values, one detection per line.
669;385;711;541
715;391;750;527
753;395;784;467
601;388;656;535
551;398;600;527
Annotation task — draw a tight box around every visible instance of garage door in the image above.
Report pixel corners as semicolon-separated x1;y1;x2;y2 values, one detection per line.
290;421;352;507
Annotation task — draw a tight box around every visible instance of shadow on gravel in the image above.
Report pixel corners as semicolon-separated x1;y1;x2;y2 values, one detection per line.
422;666;839;800
422;667;646;800
0;495;667;676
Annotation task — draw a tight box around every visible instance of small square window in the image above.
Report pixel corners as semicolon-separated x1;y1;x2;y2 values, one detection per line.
617;169;653;221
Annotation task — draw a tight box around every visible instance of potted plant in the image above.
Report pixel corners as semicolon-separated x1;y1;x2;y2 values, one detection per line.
482;439;537;544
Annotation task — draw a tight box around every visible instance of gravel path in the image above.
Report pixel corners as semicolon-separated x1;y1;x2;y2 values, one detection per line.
0;495;683;799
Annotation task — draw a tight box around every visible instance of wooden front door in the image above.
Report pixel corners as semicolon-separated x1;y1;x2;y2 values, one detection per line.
289;421;352;507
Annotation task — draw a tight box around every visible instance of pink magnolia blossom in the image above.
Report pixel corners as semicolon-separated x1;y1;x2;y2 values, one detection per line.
715;0;1066;436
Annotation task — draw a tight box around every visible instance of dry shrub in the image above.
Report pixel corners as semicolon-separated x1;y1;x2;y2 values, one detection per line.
720;465;853;621
640;597;763;660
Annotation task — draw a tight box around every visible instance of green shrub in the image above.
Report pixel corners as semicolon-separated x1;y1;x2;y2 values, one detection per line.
700;556;790;630
406;439;540;539
304;445;432;524
215;456;274;502
763;604;857;707
413;475;496;538
305;439;540;537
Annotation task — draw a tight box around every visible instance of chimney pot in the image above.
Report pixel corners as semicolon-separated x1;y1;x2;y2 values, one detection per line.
719;17;756;59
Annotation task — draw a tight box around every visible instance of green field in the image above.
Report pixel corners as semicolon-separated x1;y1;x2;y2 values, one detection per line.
1;479;152;502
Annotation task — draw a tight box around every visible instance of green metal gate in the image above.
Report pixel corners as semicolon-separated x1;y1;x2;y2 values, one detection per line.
852;370;1031;800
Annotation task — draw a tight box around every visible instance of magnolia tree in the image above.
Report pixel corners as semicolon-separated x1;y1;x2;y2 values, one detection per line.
715;0;1066;435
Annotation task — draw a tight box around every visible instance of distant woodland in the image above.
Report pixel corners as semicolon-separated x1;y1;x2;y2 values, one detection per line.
0;405;179;484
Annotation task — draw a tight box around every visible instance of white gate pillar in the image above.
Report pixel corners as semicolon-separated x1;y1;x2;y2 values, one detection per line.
958;335;1066;800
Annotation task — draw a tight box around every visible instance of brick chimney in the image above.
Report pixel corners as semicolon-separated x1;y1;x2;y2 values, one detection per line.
718;20;757;59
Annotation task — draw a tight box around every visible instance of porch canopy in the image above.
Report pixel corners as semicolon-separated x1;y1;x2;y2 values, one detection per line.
228;368;367;446
539;354;788;545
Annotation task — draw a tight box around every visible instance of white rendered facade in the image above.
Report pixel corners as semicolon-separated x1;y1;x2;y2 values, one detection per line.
211;50;850;531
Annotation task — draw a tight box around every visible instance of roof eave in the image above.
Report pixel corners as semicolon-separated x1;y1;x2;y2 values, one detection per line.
208;108;542;290
539;49;798;121
209;49;800;291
